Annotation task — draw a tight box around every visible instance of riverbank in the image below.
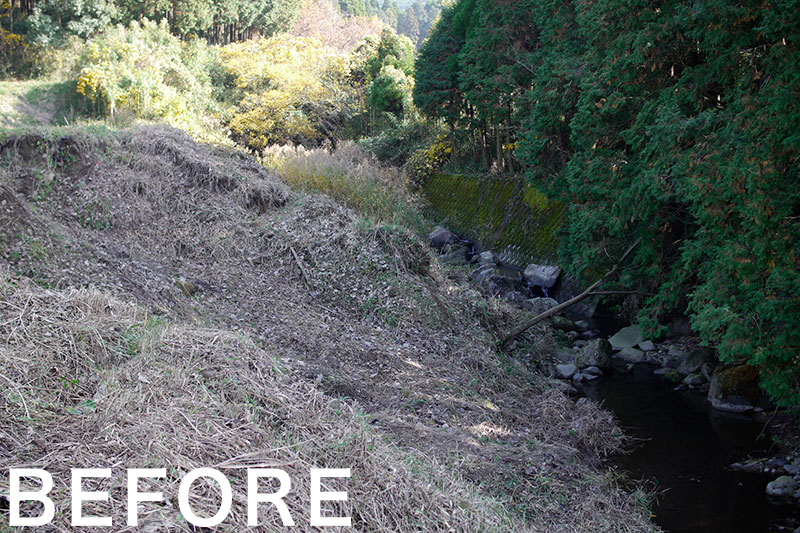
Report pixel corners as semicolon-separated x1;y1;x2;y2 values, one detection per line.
426;223;800;532
0;126;657;531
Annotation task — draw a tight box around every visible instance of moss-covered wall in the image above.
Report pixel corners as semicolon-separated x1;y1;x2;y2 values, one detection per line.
423;173;563;268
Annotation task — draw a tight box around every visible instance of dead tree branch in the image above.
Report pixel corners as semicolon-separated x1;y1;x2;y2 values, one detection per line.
499;239;641;348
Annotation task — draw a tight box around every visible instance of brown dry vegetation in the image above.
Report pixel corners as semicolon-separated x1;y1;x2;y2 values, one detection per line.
0;126;657;531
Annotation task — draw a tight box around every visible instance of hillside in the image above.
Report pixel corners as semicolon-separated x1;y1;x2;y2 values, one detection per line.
0;126;656;531
1;0;798;529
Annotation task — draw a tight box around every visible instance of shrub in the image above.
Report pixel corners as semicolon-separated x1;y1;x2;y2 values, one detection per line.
367;64;414;119
404;135;451;185
74;19;224;142
0;28;45;78
356;29;416;132
358;117;443;166
221;35;362;150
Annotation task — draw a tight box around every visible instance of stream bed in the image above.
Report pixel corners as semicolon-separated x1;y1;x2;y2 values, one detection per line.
581;363;799;532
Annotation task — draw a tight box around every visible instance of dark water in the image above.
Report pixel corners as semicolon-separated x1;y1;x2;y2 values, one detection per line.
581;363;800;532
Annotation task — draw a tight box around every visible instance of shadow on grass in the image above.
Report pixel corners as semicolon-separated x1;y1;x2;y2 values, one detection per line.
0;79;96;129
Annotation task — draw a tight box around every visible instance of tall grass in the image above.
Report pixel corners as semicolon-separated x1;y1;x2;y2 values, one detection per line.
263;142;429;234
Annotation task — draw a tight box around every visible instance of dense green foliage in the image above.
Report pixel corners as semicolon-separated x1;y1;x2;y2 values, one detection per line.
64;13;415;149
416;0;800;406
362;29;415;123
73;19;224;139
397;0;440;45
0;0;303;47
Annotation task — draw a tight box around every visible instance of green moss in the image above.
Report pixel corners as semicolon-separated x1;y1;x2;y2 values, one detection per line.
423;173;563;267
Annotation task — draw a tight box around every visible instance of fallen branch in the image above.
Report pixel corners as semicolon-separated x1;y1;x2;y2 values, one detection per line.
588;290;654;297
289;246;313;290
499;239;641;348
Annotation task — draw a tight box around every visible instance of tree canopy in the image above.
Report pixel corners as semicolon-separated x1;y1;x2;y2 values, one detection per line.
397;0;439;46
415;0;800;406
1;0;304;44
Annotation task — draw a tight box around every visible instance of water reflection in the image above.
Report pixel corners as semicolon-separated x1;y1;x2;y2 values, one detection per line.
581;363;798;532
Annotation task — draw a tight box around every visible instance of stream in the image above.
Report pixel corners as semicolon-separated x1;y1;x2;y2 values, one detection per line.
434;231;799;530
581;362;799;532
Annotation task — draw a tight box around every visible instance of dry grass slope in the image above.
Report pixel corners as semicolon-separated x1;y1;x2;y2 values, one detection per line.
0;126;658;531
0;272;513;531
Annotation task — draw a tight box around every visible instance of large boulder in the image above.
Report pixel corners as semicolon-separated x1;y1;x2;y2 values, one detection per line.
556;363;578;379
708;365;762;413
664;345;688;368
523;297;559;315
638;340;656;352
504;291;526;306
616;347;645;363
551;316;579;332
583;366;603;377
472;266;527;299
667;345;688;358
555;348;577;363
700;362;715;381
683;373;706;387
766;476;798;498
484;275;524;299
478;251;496;264
608;325;644;350
523;264;561;288
428;226;459;250
472;264;496;285
575;339;613;369
678;347;716;375
440;245;470;264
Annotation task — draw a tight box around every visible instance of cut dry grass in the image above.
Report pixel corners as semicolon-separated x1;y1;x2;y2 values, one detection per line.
0;126;660;532
0;271;514;531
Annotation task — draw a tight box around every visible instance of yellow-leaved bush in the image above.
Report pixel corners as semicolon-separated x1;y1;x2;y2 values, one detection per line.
0;28;44;78
221;35;363;149
75;19;223;142
405;136;451;185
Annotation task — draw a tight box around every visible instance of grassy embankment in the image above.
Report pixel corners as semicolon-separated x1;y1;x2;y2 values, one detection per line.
0;114;658;531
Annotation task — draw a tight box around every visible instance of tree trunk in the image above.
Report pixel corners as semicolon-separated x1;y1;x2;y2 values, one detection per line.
481;125;488;170
496;127;503;171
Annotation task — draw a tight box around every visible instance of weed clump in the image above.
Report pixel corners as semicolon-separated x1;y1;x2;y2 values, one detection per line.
263;141;427;234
